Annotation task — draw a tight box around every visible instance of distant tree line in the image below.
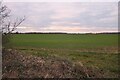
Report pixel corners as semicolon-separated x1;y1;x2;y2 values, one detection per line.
12;32;68;34
12;32;120;34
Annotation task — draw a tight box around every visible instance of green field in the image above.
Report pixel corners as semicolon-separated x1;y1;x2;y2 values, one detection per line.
10;34;118;49
9;34;119;77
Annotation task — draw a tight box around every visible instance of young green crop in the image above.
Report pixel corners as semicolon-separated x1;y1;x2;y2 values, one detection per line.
10;34;118;50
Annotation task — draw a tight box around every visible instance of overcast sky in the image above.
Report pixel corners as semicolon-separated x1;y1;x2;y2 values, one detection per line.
5;2;118;33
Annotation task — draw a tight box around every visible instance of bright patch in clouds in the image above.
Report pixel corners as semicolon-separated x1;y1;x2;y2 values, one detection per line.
5;2;118;33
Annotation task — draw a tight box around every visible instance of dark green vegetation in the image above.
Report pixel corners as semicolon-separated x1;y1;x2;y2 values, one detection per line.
9;34;119;77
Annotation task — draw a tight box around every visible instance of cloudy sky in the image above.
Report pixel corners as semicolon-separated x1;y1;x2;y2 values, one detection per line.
5;2;118;33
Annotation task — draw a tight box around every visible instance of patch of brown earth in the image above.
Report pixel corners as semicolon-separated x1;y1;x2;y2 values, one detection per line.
2;49;105;78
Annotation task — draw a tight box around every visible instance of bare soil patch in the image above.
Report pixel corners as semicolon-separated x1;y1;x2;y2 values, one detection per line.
2;49;107;78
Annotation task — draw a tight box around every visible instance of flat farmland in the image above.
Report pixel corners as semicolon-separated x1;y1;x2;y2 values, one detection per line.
10;34;118;49
9;34;119;77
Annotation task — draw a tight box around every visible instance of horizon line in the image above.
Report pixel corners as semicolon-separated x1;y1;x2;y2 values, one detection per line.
12;31;120;34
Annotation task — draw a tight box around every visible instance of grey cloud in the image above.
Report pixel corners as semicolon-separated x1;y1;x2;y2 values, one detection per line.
5;2;118;33
59;2;117;28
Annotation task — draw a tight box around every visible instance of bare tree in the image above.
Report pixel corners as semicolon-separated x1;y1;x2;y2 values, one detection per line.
0;1;25;47
0;1;25;34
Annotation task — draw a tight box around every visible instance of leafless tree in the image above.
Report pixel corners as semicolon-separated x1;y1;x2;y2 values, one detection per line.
0;1;25;47
0;1;25;35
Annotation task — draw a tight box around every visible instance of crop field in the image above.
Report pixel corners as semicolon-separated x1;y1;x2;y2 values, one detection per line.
8;34;119;77
10;34;118;49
